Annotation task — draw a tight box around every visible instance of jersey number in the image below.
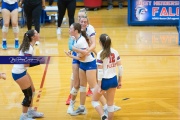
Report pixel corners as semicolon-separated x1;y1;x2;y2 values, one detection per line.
109;53;115;63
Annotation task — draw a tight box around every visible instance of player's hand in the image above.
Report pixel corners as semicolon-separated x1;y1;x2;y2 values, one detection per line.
0;73;6;80
98;86;105;94
64;50;72;58
19;2;23;8
117;83;122;89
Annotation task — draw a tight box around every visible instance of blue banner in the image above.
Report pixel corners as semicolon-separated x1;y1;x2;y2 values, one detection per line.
128;0;179;25
0;56;49;64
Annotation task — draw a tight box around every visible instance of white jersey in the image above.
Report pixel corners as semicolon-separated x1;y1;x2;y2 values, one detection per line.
86;24;96;43
74;35;95;62
96;48;120;78
3;0;17;4
12;45;34;74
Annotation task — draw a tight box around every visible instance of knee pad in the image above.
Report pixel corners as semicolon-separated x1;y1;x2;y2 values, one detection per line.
71;73;74;81
22;86;32;107
107;105;114;112
70;87;78;95
80;86;86;92
13;26;19;33
2;26;8;33
90;88;95;93
91;101;100;108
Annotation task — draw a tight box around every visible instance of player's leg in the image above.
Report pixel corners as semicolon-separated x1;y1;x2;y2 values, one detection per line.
26;73;44;118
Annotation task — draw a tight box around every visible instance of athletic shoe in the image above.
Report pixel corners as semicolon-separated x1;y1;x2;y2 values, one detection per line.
14;40;19;49
114;105;121;112
2;41;7;50
119;3;123;9
104;105;121;116
20;114;35;120
67;100;75;114
70;106;87;116
86;88;93;96
66;94;71;105
27;109;44;118
63;17;66;22
107;5;113;10
56;27;61;35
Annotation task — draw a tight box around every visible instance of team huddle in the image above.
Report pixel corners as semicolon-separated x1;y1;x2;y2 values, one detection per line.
63;8;123;120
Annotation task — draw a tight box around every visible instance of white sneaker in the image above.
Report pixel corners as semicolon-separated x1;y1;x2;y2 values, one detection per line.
67;101;75;114
56;27;61;35
27;109;44;118
20;114;35;120
70;106;87;116
114;105;121;112
63;17;66;22
104;105;121;117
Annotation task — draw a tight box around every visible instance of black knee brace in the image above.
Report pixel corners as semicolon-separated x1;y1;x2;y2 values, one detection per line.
22;86;32;107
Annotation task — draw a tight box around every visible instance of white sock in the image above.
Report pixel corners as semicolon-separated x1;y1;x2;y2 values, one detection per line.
70;100;75;104
80;105;85;109
28;107;33;111
22;113;27;116
15;38;18;41
2;39;6;41
103;104;107;110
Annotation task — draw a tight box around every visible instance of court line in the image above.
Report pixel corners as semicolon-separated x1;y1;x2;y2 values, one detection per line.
34;56;51;110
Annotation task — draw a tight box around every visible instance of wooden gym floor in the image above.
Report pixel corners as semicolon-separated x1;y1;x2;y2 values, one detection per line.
0;7;180;120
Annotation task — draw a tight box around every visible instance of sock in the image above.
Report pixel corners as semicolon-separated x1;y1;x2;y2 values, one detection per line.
103;104;107;110
15;38;19;41
80;105;85;109
22;113;27;116
28;107;33;111
70;100;75;105
2;39;6;41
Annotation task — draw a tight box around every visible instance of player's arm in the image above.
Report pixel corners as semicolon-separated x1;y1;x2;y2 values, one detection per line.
97;65;103;87
64;50;84;60
72;46;88;56
88;36;96;53
24;54;40;67
117;60;123;89
42;0;46;8
19;0;24;7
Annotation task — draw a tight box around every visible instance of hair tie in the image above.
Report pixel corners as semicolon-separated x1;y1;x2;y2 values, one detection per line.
25;33;28;37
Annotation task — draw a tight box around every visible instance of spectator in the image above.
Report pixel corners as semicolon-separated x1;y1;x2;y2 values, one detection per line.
57;0;76;34
107;0;124;10
1;0;19;50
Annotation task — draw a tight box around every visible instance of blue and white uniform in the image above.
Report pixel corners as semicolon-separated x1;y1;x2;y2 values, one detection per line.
2;0;18;12
86;24;96;57
74;35;96;71
96;48;120;90
12;45;34;80
86;24;96;40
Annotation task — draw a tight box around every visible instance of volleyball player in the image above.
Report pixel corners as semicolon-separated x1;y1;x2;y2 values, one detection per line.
65;8;91;105
92;34;123;120
11;30;44;120
80;16;121;112
64;23;97;115
1;0;19;49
